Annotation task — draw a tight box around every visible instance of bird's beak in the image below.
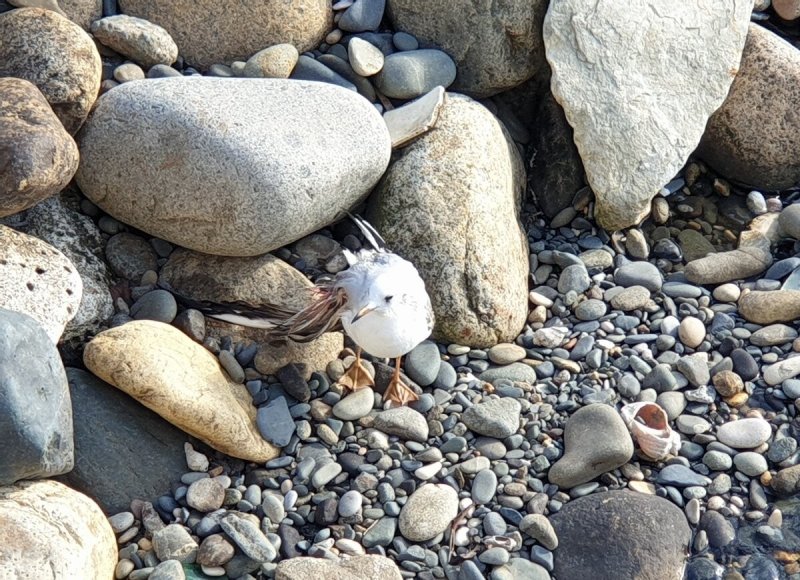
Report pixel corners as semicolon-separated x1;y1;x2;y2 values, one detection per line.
352;305;377;323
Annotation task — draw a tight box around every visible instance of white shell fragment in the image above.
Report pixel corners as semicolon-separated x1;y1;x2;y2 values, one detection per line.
620;402;681;461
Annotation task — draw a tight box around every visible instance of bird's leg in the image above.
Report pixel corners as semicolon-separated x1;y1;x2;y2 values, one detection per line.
384;356;419;405
339;346;375;392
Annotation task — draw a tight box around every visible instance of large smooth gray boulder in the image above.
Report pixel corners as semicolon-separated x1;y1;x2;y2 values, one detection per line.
0;309;73;485
543;0;751;230
387;0;548;98
76;78;392;256
368;93;528;348
118;0;331;70
551;491;691;580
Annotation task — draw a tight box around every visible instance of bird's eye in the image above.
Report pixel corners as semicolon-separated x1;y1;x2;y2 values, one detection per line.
385;295;393;303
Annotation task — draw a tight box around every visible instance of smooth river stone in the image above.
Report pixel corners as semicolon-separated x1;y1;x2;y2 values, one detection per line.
76;78;391;256
738;290;800;324
685;239;773;285
716;418;772;449
83;320;278;462
548;404;633;489
764;356;800;387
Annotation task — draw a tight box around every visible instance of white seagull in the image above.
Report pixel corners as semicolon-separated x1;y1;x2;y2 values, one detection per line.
174;215;434;405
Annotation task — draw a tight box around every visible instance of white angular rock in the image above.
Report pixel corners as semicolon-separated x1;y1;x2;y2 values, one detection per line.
76;78;391;256
543;0;752;230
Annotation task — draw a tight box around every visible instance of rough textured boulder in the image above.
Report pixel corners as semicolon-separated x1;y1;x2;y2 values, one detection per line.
0;480;116;579
276;555;402;580
0;225;83;342
118;0;331;70
56;368;191;513
1;0;101;29
0;8;101;134
543;0;751;230
0;78;78;218
0;308;73;485
368;93;528;348
83;320;279;462
11;192;114;342
698;23;800;190
386;0;548;98
160;247;345;363
76;78;391;256
551;491;691;580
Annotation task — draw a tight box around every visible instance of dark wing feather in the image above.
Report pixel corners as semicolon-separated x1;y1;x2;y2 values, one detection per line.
164;284;347;343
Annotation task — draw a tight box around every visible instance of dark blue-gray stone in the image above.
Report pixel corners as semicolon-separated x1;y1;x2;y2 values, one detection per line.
338;0;386;32
130;289;177;323
656;464;709;487
614;261;663;291
0;309;73;485
404;340;441;387
291;56;357;91
257;396;295;447
765;257;800;280
56;368;191;513
551;491;691;580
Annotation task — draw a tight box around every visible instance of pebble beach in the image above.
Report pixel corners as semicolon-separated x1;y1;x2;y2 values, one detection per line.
2;1;800;580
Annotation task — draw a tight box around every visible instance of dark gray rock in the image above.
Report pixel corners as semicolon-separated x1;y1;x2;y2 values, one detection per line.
0;308;73;485
551;491;691;580
257;396;295;447
56;368;191;513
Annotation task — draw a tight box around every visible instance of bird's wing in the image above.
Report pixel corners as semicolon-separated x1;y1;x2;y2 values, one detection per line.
164;284;346;342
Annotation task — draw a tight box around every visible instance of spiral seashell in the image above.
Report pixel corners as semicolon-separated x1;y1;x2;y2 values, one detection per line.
620;402;681;461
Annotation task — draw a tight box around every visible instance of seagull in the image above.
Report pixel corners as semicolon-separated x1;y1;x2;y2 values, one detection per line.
169;215;434;405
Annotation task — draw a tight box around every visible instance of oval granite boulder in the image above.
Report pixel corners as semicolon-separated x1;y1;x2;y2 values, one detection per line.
76;78;392;256
368;93;529;347
0;7;101;134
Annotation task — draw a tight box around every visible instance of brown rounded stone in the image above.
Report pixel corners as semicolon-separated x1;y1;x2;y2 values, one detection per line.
0;78;78;217
0;8;101;134
118;0;331;70
738;290;800;324
772;464;800;496
712;370;744;397
197;534;235;567
697;24;800;189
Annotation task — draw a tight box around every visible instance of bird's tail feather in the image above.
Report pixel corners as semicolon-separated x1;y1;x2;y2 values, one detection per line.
161;283;346;343
347;212;388;253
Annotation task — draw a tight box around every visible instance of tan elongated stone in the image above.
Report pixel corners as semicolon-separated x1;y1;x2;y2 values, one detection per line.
83;320;278;462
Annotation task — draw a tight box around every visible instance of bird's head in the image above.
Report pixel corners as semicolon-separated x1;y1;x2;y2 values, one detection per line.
347;256;427;323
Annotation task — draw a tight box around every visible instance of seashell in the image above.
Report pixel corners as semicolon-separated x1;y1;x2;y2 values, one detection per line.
620;402;681;461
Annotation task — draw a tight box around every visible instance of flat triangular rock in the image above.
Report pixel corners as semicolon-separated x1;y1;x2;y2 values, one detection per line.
543;0;752;230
